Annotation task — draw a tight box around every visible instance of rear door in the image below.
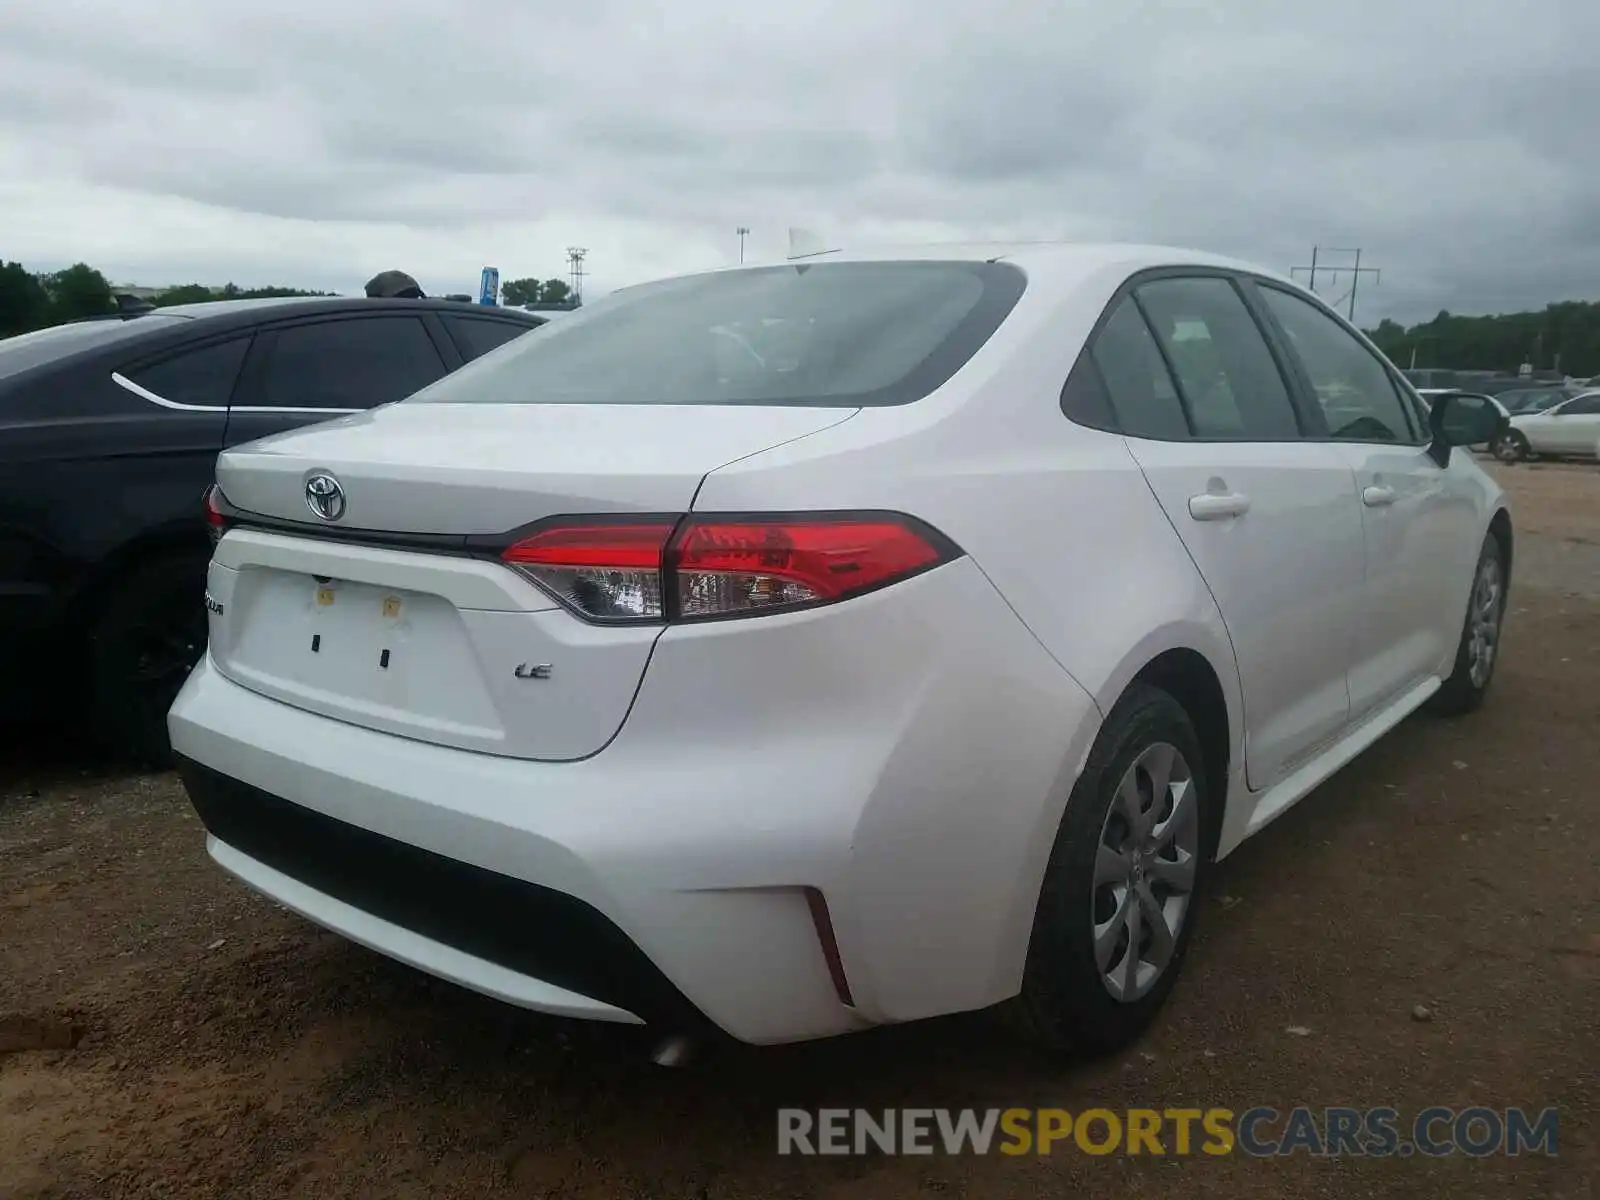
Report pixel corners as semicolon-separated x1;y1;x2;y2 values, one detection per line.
103;330;251;530
223;313;454;448
1096;271;1365;791
1253;283;1476;718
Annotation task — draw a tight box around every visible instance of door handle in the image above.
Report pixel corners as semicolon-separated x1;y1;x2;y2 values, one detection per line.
1188;492;1251;521
1362;485;1397;507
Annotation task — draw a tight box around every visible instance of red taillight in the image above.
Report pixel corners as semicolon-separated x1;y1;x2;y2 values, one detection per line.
203;486;229;546
499;514;955;624
672;518;945;618
502;520;677;622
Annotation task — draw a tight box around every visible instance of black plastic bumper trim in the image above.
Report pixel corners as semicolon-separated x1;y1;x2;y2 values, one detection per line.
175;756;707;1030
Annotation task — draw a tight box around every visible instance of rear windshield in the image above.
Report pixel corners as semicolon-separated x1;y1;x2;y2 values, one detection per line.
0;315;185;380
412;260;1026;408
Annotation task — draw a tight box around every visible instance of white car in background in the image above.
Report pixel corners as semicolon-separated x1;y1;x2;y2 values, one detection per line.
1494;390;1600;462
170;243;1512;1056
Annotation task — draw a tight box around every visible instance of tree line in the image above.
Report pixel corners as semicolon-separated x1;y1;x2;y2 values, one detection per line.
9;255;1595;376
0;260;335;337
499;277;573;307
1365;299;1600;379
0;260;578;339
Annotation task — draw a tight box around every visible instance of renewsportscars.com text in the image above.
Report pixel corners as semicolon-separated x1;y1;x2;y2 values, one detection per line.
776;1106;1559;1158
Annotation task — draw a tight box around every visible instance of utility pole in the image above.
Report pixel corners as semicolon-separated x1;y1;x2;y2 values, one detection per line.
565;247;587;304
736;226;750;264
1290;246;1380;323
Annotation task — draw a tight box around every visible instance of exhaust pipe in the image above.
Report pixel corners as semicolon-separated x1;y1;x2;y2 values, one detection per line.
650;1034;695;1068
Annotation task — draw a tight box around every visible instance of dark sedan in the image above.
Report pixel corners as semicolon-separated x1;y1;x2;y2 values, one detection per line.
0;296;548;761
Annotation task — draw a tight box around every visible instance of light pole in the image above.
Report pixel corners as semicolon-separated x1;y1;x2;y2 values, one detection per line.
736;226;750;263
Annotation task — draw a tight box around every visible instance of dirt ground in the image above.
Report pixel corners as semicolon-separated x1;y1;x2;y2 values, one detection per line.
2;461;1596;1200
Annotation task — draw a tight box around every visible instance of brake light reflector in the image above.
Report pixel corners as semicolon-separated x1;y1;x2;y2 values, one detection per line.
502;521;675;621
498;513;956;624
672;518;945;618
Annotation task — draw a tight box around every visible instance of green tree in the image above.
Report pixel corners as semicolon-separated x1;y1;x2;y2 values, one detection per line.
1366;300;1600;378
43;263;113;323
500;277;542;306
540;278;571;306
233;285;332;300
152;284;216;306
0;260;51;336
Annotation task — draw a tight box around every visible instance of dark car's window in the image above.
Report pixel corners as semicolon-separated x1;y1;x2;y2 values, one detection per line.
1084;295;1190;440
409;261;1026;408
1134;277;1300;439
124;337;251;409
0;315;187;380
443;315;539;362
1258;286;1417;443
259;316;448;410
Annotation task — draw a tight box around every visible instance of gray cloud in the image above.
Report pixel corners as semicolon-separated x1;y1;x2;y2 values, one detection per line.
1;0;1598;324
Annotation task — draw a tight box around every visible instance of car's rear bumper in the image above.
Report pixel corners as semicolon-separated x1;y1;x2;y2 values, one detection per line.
178;755;689;1026
169;557;1101;1044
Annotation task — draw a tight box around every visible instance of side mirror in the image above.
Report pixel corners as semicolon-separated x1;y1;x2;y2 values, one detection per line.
1428;392;1507;467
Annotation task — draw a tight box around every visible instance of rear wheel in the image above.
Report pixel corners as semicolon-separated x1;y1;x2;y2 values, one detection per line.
87;549;210;766
1427;533;1507;716
1005;684;1210;1056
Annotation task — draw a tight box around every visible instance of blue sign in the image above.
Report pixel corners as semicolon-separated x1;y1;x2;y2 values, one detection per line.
477;267;500;306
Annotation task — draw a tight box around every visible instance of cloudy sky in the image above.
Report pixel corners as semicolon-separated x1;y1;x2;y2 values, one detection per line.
1;0;1595;326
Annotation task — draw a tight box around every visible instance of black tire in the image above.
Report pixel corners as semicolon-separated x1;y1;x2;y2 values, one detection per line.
86;549;211;766
1426;532;1507;717
1492;431;1528;464
1003;683;1211;1056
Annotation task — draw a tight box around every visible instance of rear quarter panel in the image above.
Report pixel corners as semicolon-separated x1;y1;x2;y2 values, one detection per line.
0;359;225;707
690;263;1244;995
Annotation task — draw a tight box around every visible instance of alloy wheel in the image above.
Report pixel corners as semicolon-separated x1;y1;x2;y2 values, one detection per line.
1467;555;1503;689
1091;741;1199;1003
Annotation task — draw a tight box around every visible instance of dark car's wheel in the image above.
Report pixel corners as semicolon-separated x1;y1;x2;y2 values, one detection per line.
1426;532;1508;717
1004;683;1211;1056
1493;431;1529;463
87;549;210;766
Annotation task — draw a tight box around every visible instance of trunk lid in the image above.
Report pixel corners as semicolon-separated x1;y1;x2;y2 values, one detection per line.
205;401;857;759
216;401;856;533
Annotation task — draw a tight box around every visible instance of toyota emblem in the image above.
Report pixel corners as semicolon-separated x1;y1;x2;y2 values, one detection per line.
304;473;346;521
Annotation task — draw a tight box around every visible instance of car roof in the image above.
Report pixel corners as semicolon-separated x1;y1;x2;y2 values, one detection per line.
717;240;1302;288
152;295;544;322
0;296;545;382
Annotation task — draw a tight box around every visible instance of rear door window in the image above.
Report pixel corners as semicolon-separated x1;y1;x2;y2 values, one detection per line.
124;336;251;409
256;316;449;410
1134;277;1302;439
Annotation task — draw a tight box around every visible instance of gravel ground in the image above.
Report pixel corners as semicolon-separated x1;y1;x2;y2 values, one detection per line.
2;462;1596;1199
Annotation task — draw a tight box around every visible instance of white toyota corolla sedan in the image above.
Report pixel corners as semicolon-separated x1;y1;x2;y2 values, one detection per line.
171;243;1513;1056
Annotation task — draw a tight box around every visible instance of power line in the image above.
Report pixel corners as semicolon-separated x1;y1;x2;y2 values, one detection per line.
736;226;750;264
1289;246;1381;323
